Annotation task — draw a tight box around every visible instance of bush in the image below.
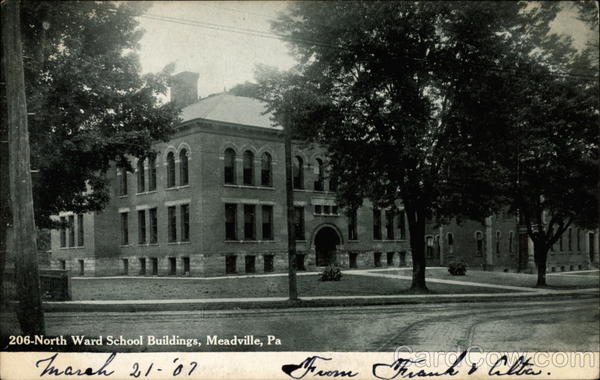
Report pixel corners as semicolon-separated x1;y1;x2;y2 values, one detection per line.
448;261;467;276
320;265;342;281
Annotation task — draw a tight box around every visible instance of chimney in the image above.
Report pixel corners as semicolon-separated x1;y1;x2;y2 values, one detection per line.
170;71;199;108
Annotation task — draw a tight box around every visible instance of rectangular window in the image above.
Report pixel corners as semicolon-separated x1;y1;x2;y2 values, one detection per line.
225;204;237;240
226;255;236;274
323;205;331;215
397;211;406;240
151;258;158;275
119;168;128;196
168;206;177;242
348;210;358;241
387;252;394;266
60;216;66;247
315;205;322;215
264;255;274;272
68;215;75;247
181;204;190;242
183;257;190;275
149;157;157;191
169;257;176;275
77;214;84;247
374;252;381;267
296;254;306;271
294;207;305;240
59;259;66;270
120;212;129;245
138;210;147;244
372;209;382;240
385;211;394;240
139;258;146;275
262;205;273;240
244;204;256;240
122;259;129;275
149;208;158;244
349;252;358;268
245;255;256;273
332;206;338;215
78;259;84;275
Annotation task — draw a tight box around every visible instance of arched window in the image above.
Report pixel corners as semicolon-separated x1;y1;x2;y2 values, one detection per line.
260;152;272;187
136;159;145;193
224;148;236;184
179;149;189;186
148;154;157;191
293;156;303;189
166;152;176;188
243;150;254;185
314;158;324;191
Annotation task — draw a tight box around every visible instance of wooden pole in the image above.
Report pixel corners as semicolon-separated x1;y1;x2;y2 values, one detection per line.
283;114;298;301
2;0;45;334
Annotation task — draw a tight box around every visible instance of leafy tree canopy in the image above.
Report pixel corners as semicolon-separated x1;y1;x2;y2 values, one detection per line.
1;1;181;227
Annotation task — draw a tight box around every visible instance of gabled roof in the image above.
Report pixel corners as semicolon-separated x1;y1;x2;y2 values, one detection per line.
180;93;282;130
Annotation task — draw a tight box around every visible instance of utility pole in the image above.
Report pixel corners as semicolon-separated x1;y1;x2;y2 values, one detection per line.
2;0;45;334
283;113;298;301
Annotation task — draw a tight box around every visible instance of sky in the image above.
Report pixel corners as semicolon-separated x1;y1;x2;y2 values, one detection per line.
135;1;596;99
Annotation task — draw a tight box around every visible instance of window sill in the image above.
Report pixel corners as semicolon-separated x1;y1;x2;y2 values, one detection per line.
59;246;85;250
136;190;158;196
119;195;128;198
314;213;341;217
166;185;190;191
224;184;274;190
138;243;160;247
167;241;191;245
224;239;278;243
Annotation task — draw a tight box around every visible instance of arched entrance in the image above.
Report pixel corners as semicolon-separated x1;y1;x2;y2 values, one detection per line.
314;226;341;266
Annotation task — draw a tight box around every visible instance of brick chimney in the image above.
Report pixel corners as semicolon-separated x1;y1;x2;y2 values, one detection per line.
170;71;199;108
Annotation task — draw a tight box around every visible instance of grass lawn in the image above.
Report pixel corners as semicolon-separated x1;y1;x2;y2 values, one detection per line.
376;268;600;290
71;273;516;300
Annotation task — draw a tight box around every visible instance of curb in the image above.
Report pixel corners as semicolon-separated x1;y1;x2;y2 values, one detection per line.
9;289;596;313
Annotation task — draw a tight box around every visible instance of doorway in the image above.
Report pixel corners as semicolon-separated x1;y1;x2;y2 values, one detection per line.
314;226;341;266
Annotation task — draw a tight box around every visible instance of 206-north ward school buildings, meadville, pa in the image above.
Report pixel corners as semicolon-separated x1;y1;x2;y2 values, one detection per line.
49;72;599;277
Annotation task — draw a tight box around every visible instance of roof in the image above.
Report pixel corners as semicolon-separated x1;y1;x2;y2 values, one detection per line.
180;93;282;130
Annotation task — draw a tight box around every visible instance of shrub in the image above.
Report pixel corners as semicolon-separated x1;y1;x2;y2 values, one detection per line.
320;265;342;281
448;261;467;276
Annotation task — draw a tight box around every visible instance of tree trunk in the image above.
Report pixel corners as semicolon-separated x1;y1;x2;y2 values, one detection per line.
283;114;298;301
2;0;45;334
533;240;548;287
406;204;428;291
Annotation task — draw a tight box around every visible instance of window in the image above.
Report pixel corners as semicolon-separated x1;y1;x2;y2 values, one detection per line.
387;252;395;266
426;236;434;258
260;152;272;187
508;231;514;253
496;231;501;255
225;204;237;240
349;252;358;268
293;156;303;189
244;204;256;240
149;208;158;244
151;257;158;275
385;211;394;240
577;229;581;250
264;255;274;272
226;255;237;274
294;207;305;240
447;232;454;254
120;212;129;245
119;167;128;196
60;216;66;247
179;149;189;186
348;209;358;240
77;214;84;247
122;259;129;275
168;206;177;242
166;152;176;188
59;259;66;270
245;255;256;273
568;228;572;251
78;259;84;275
139;258;146;275
475;231;484;256
243;150;254;185
373;209;382;240
183;257;190;275
296;254;306;271
332;206;338;214
374;252;382;267
138;210;147;244
169;257;176;275
181;204;190;242
262;205;273;240
148;154;157;191
314;158;324;191
68;215;75;247
397;211;407;240
315;205;322;215
324;205;331;215
224;148;236;184
137;159;145;193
